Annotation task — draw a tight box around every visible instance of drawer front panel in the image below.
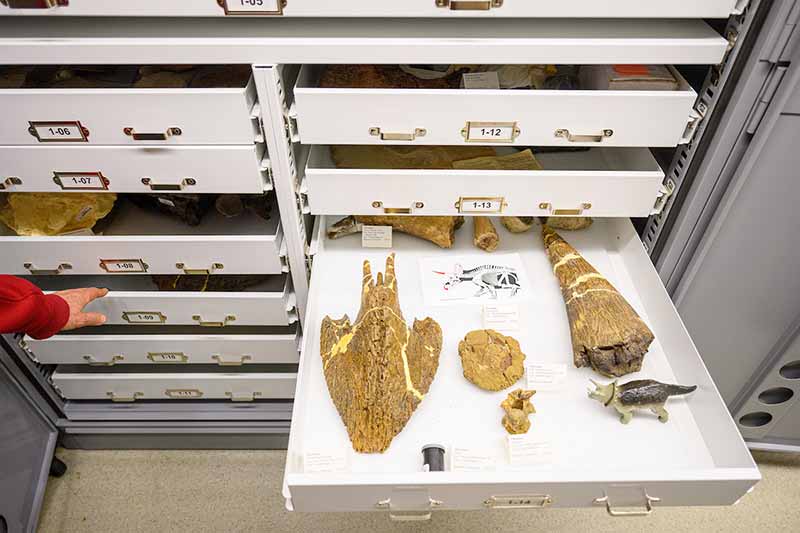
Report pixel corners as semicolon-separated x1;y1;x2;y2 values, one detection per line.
283;216;758;511
304;147;665;217
0;0;739;18
0;84;257;145
295;69;697;148
0;234;285;276
52;371;297;400
26;332;300;365
0;145;268;194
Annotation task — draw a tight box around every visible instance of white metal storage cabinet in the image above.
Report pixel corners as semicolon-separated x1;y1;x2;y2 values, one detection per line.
0;0;743;18
283;218;760;513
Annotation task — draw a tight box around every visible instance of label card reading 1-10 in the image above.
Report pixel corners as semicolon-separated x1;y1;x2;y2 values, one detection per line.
29;121;88;143
222;0;282;14
465;122;518;143
458;197;505;214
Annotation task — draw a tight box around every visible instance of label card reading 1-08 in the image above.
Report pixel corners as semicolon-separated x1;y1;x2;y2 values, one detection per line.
100;259;148;273
222;0;282;14
29;121;88;143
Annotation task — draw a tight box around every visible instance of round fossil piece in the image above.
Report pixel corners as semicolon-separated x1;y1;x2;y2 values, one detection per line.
458;329;526;391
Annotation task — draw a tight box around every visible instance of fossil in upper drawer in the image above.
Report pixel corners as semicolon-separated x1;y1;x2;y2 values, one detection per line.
327;215;464;249
320;253;442;453
542;225;654;378
331;145;496;170
0;193;116;236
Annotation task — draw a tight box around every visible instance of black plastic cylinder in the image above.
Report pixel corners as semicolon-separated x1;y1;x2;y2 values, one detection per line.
421;444;445;472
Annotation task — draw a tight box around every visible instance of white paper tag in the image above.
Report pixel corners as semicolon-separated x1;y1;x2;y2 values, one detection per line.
483;304;520;331
451;446;495;472
507;436;553;466
463;71;501;89
158;197;176;208
57;228;95;237
526;363;567;390
303;451;348;473
362;225;392;249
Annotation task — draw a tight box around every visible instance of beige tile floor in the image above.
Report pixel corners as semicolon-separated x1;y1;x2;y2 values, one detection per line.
38;449;800;533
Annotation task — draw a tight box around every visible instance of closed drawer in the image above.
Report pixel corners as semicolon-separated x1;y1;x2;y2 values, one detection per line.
33;274;297;327
0;198;287;275
0;69;259;145
23;325;299;366
303;146;666;218
0;0;740;18
283;216;759;513
295;66;697;148
51;364;297;401
0;145;270;194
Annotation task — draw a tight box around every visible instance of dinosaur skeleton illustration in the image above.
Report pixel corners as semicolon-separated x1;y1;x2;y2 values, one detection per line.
434;263;521;299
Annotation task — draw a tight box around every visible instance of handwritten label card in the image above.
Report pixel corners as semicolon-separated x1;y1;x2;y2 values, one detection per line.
526;363;567;391
506;436;553;467
362;225;392;249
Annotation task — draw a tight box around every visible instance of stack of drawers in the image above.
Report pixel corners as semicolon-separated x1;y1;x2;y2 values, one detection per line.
0;65;300;403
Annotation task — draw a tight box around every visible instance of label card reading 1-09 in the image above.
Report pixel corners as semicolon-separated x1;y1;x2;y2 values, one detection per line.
464;122;518;143
99;259;148;273
222;0;282;14
29;121;88;143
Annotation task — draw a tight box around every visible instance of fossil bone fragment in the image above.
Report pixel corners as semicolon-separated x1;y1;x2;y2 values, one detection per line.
458;329;525;391
327;215;464;248
501;216;536;234
320;254;442;453
501;389;536;434
588;379;697;424
542;225;654;377
541;217;593;231
473;216;500;252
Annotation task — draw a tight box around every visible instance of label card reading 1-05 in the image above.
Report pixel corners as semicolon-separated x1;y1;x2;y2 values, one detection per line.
29;121;88;143
458;197;505;214
222;0;282;14
464;122;519;143
99;259;148;273
53;172;108;191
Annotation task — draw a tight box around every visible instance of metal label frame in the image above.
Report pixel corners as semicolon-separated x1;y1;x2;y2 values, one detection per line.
147;352;189;364
165;388;204;399
121;311;167;324
219;0;285;15
28;121;89;143
456;196;506;214
99;258;149;273
53;171;109;191
462;121;520;144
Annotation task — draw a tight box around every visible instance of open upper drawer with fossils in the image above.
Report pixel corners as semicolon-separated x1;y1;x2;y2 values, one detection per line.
22;325;300;366
0;0;742;19
302;145;668;218
0;65;261;145
0;144;270;194
30;274;298;327
294;65;699;147
282;215;759;513
0;193;287;275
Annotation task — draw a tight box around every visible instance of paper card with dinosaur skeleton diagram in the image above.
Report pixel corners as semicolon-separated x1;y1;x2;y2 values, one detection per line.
420;253;531;306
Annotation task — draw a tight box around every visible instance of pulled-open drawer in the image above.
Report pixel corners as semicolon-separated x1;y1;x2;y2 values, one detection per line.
23;325;300;366
0;66;259;145
295;65;698;148
0;145;270;194
303;146;667;217
32;274;297;327
0;197;287;275
0;0;741;18
51;363;297;401
283;216;759;514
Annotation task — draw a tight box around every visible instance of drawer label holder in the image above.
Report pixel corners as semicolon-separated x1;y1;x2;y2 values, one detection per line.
122;311;166;324
455;197;506;214
219;0;285;15
147;352;189;364
462;121;520;143
53;171;109;191
99;259;148;273
165;389;203;399
29;121;89;143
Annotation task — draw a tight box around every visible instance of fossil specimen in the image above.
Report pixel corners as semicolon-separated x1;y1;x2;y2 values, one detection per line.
542;226;654;377
327;215;464;248
458;329;525;391
473;217;499;252
541;217;593;231
501;389;536;434
320;254;442;453
331;145;495;170
501;216;536;234
0;193;116;236
319;64;467;89
588;379;697;424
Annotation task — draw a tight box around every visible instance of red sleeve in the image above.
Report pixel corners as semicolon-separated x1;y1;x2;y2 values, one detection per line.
0;275;70;340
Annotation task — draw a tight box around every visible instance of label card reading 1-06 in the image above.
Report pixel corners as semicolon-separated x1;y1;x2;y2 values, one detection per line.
464;122;518;143
29;121;88;143
100;259;148;273
222;0;282;14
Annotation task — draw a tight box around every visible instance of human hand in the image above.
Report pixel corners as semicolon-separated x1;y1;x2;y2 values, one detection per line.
54;287;109;331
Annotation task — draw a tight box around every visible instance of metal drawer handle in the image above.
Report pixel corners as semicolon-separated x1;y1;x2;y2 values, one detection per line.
376;498;443;521
107;391;143;403
176;262;223;275
555;128;614;143
371;201;424;214
24;262;72;275
193;314;236;328
369;127;426;142
484;495;552;509
594;494;660;517
212;354;252;366
141;177;196;191
124;127;182;141
539;202;592;216
0;177;23;190
436;0;503;10
225;391;262;402
83;355;124;367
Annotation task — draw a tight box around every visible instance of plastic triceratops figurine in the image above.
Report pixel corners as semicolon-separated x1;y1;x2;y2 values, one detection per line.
588;379;697;424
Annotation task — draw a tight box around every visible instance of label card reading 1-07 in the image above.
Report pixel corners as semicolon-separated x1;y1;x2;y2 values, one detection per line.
53;172;108;191
464;122;518;143
222;0;282;14
29;121;88;143
100;259;148;273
